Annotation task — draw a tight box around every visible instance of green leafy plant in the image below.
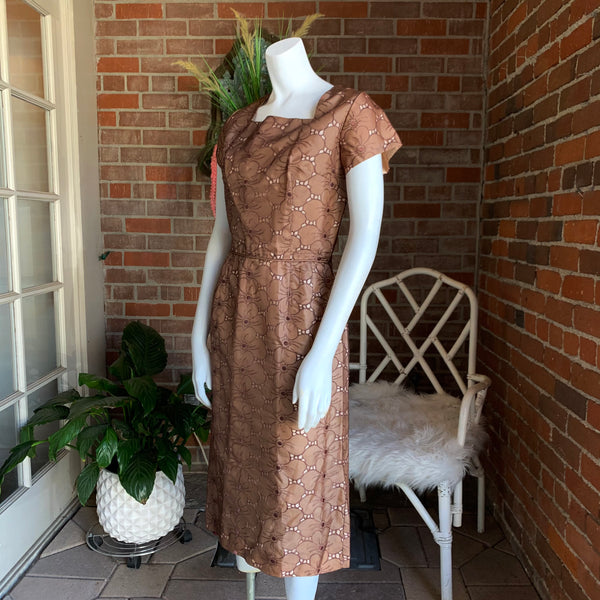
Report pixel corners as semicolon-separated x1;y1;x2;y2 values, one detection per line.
0;321;209;505
175;10;323;174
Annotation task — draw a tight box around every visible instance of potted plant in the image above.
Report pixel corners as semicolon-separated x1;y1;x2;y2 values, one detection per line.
0;321;210;543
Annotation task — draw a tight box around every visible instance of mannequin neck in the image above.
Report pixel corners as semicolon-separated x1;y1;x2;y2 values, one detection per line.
254;38;332;120
266;38;324;96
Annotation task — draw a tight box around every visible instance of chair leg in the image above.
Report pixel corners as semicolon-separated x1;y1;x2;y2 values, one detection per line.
477;470;485;533
452;480;463;528
358;484;367;503
437;481;453;600
246;572;256;600
472;455;486;533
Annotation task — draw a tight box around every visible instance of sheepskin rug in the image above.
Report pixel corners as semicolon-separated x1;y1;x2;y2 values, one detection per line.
349;381;487;494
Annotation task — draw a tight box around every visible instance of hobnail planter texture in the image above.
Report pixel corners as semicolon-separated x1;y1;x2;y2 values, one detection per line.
96;465;185;543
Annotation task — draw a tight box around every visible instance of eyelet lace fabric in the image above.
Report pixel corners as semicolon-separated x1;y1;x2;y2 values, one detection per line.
206;85;402;577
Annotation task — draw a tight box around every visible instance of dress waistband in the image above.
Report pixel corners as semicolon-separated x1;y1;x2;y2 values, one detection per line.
230;250;331;263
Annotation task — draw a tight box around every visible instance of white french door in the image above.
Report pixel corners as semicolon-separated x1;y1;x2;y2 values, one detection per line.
0;0;88;590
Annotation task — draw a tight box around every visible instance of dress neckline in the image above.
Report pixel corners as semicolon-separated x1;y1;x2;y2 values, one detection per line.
250;84;340;124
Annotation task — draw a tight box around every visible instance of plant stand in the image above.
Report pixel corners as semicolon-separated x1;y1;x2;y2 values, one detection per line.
86;518;192;569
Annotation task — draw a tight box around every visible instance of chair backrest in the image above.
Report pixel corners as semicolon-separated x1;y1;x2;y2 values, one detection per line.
357;268;479;395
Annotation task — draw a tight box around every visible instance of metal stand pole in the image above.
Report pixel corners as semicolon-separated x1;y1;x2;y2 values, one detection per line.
246;571;256;600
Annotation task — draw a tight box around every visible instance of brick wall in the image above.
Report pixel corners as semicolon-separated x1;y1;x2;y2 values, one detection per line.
94;0;487;382
480;1;600;599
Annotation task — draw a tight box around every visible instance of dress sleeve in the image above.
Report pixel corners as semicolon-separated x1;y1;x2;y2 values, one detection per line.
340;91;402;175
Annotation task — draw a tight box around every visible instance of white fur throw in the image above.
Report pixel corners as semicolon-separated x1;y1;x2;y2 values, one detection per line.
349;381;487;493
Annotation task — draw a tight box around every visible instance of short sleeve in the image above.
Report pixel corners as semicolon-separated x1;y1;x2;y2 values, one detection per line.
340;91;402;175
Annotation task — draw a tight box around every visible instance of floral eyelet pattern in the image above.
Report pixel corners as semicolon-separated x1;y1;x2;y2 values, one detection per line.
206;86;401;578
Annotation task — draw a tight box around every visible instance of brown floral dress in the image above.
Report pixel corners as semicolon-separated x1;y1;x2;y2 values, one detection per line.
206;85;401;577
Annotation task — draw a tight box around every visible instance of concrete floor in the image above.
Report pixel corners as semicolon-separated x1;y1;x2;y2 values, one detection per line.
5;468;541;600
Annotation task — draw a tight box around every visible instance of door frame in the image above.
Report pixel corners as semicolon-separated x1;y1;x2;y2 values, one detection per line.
0;0;103;593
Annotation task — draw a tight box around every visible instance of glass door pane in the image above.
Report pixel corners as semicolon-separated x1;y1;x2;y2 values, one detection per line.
0;303;15;400
0;199;10;293
22;292;57;384
11;97;49;192
27;379;59;476
17;198;54;287
6;0;45;98
0;96;6;188
0;403;18;503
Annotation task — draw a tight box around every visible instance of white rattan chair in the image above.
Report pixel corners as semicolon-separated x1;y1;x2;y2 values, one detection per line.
349;267;491;600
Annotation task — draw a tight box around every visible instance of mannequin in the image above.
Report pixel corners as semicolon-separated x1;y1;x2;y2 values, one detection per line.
192;38;392;600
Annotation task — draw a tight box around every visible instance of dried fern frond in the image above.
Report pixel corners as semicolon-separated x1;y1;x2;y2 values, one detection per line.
292;13;323;38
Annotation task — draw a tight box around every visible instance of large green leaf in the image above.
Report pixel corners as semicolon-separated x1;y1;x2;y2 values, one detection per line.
116;438;140;472
48;416;88;460
121;321;167;377
123;376;158;415
176;373;195;396
119;452;157;504
78;373;121;395
32;389;80;410
76;461;100;505
0;440;38;479
157;451;179;484
178;445;192;467
108;353;131;381
95;427;118;469
165;403;195;439
76;423;108;459
27;404;69;427
68;395;127;420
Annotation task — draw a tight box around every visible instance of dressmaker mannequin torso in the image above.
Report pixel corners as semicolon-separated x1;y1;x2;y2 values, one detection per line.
191;37;400;600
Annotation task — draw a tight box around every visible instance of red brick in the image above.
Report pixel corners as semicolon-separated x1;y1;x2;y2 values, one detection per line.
125;303;170;317
555;137;586;166
97;93;139;109
217;2;264;18
580;337;597;366
126;218;171;234
397;19;447;36
563;275;595;303
421;38;470;55
344;56;393;73
549;246;579;271
320;1;368;17
267;2;317;17
560;18;594;60
139;20;188;37
97;57;139;73
115;3;163;19
103;75;125;91
421;113;470;128
553;192;582;216
123;252;170;267
585;130;600;159
423;2;473;18
574;306;600;338
96;20;137;37
173;303;197;317
164;3;213;18
564;220;598;244
447;167;480;182
110;183;131;199
98;112;117;126
146;166;194;182
537;269;562;293
183;287;200;302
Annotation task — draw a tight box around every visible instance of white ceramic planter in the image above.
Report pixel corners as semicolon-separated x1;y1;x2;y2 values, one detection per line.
96;465;185;543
